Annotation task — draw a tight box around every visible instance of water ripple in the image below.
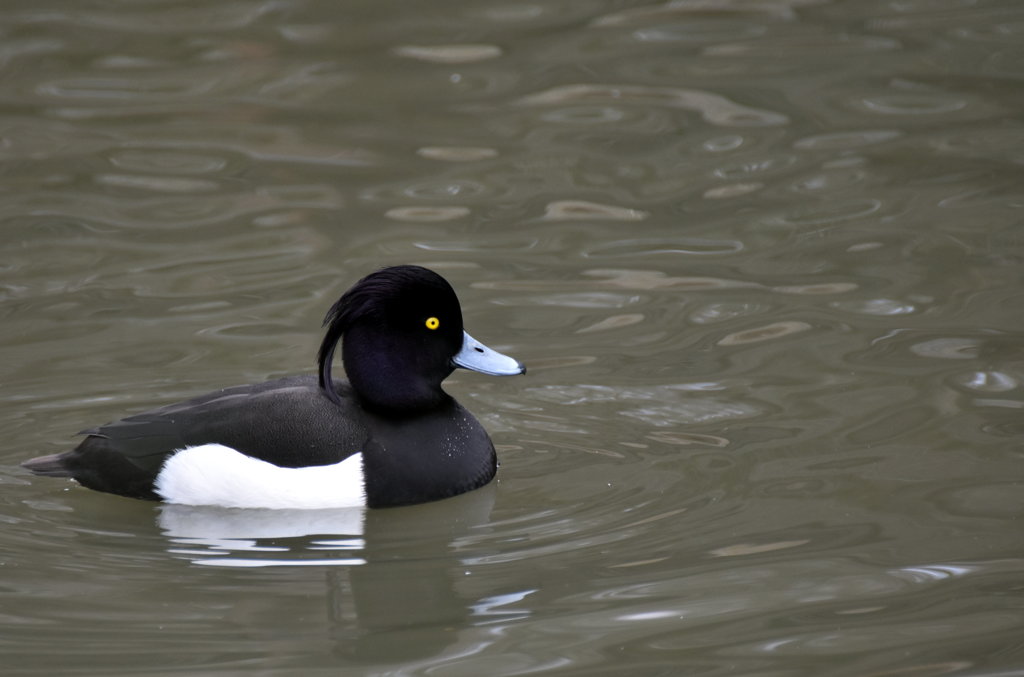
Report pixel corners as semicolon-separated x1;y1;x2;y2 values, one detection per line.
2;0;1023;673
516;84;789;127
590;0;822;26
393;44;502;63
541;200;648;221
584;237;744;258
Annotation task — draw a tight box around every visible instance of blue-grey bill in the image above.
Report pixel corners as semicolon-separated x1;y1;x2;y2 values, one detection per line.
453;331;526;376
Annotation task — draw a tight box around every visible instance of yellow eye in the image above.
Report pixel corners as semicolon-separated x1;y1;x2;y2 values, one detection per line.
425;316;440;330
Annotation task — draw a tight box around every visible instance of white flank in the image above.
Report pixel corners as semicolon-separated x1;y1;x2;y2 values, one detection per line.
155;444;366;510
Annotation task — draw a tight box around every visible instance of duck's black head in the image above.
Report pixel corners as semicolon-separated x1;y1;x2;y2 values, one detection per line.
318;265;522;413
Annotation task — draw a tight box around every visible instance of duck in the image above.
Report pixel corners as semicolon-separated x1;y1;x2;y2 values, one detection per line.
22;265;525;509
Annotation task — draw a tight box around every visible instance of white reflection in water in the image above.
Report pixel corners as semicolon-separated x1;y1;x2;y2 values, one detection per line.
516;84;789;126
584;236;744;257
617;610;681;622
703;134;745;151
859;94;968;115
108;148;228;174
540;105;627;124
515;292;640;309
690;301;770;325
766;197;882;226
417;146;499;161
704;182;762;198
385;206;471;222
541;200;648;221
588;268;758;291
159;503;366;567
193;556;366;568
892;563;977;582
575;313;645;334
713;154;796;178
794;129;903;150
717;320;812;346
590;0;821;26
772;282;858;294
621;401;759;426
94;173;220;193
471;589;536;623
392;44;502;63
830;298;917;315
954;371;1018;392
158;505;365;537
910;337;981;359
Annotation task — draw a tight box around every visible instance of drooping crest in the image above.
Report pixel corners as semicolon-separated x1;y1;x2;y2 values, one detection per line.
317;265;459;404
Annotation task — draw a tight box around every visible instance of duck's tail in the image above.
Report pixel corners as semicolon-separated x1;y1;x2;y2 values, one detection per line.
21;453;73;477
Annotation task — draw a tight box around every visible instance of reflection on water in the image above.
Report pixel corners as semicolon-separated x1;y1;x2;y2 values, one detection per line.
159;481;496;568
160;504;368;566
3;0;1024;675
515;83;790;127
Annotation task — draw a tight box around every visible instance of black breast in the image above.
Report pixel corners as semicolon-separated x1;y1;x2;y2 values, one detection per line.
359;399;497;508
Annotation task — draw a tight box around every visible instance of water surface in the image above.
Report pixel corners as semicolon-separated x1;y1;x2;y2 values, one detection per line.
2;0;1024;675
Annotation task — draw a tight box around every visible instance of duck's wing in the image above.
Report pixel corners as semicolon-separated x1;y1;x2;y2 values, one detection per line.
24;375;368;499
96;375;367;466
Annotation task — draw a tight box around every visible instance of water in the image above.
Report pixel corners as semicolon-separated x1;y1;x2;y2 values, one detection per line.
2;0;1023;674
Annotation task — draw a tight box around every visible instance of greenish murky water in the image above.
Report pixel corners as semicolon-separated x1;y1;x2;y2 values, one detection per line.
2;0;1023;675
